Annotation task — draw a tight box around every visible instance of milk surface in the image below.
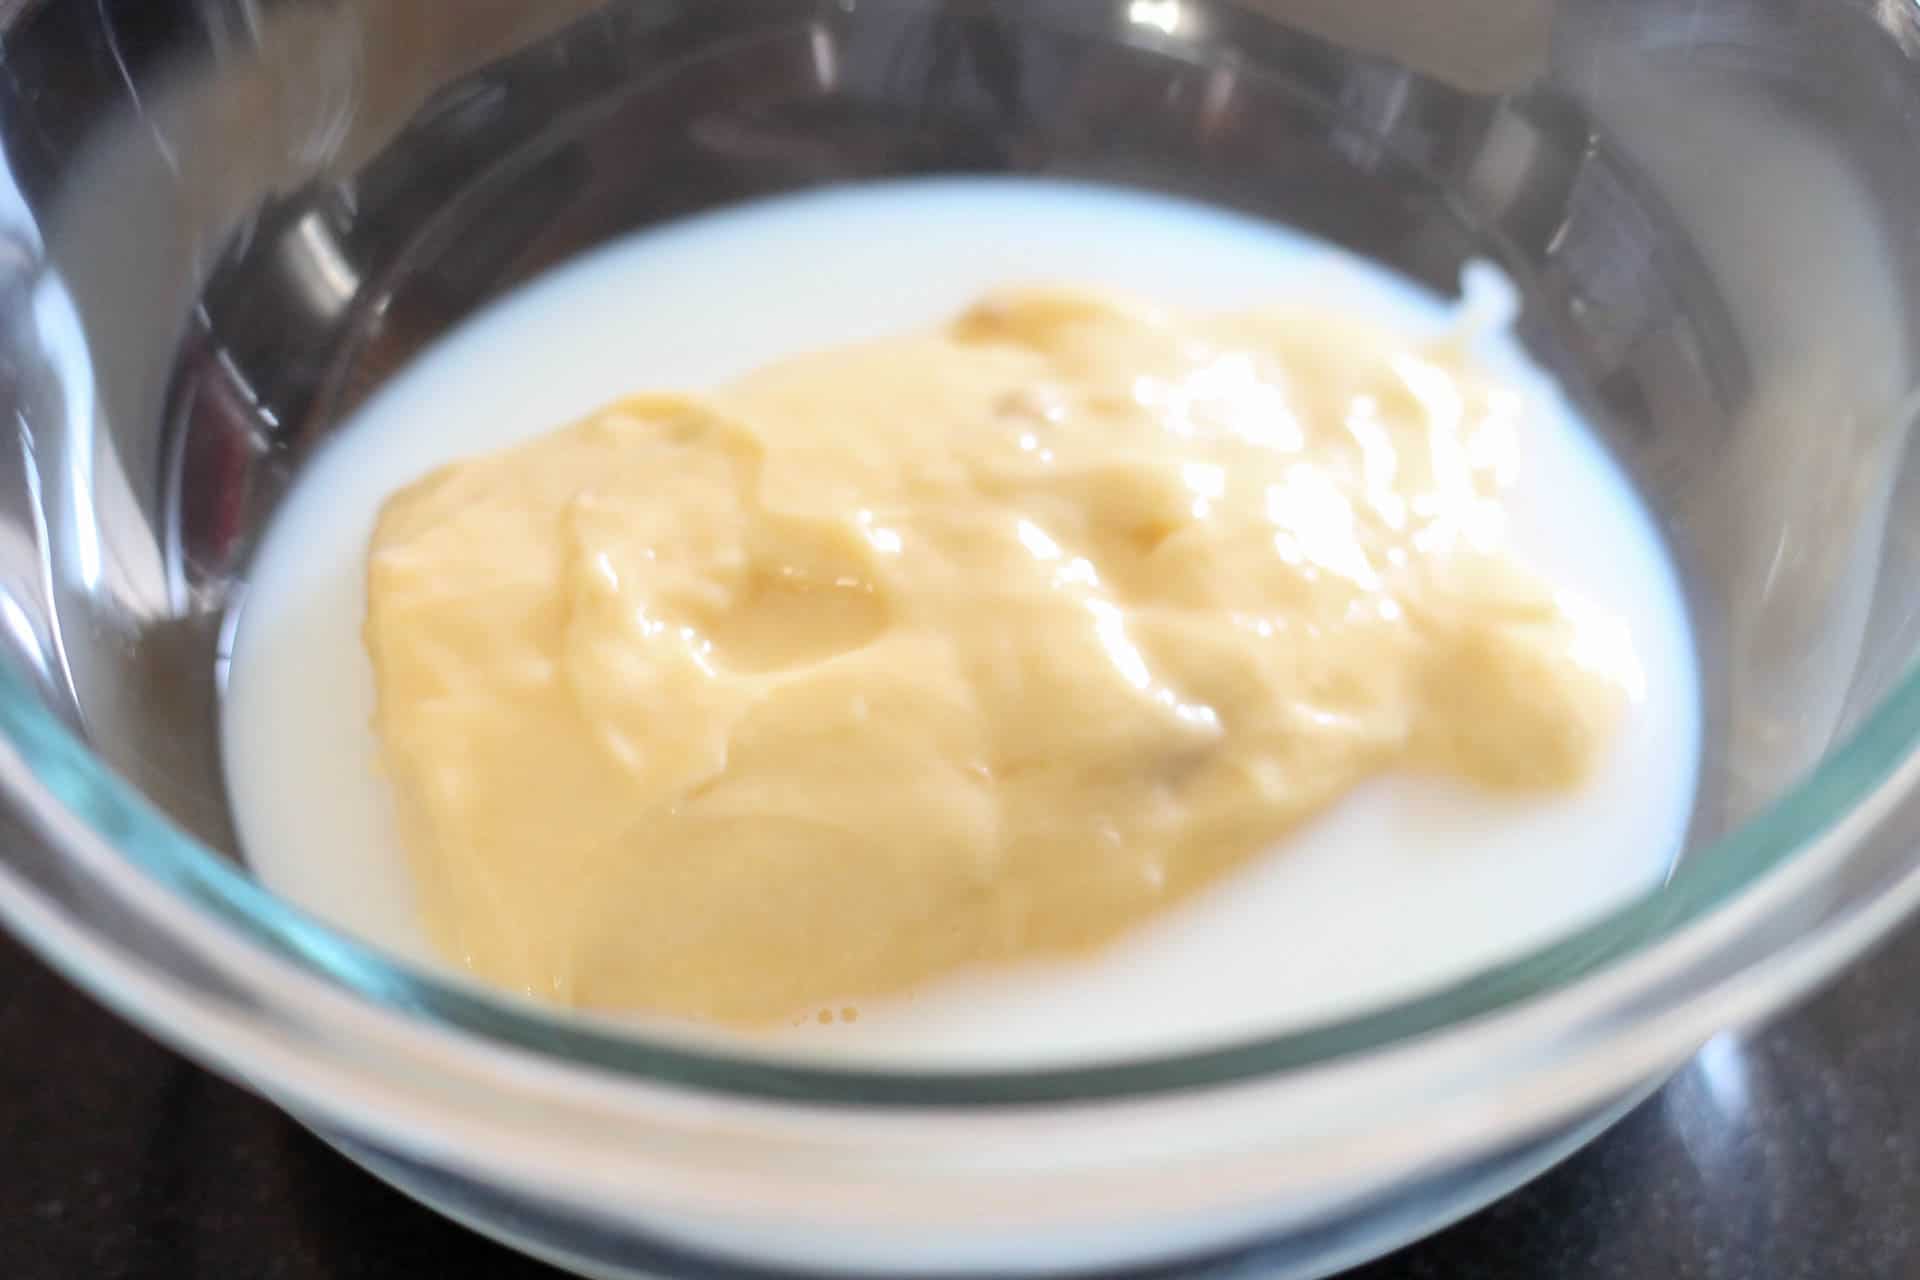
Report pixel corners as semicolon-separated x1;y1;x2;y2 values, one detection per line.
222;178;1700;1066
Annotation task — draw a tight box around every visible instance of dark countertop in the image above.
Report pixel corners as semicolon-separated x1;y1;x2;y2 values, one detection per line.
5;919;1917;1280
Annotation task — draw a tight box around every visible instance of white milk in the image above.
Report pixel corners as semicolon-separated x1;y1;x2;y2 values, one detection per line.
221;178;1701;1066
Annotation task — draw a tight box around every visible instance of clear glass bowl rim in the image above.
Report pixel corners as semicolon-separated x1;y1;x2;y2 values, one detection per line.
2;618;1919;1105
1;0;1918;1103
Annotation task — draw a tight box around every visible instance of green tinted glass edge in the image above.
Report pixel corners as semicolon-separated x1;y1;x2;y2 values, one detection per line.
1;655;1916;1105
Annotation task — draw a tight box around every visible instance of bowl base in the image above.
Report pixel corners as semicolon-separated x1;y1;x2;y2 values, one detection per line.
313;1083;1658;1280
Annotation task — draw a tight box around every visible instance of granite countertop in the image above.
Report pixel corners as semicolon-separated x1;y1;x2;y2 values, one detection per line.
5;917;1916;1279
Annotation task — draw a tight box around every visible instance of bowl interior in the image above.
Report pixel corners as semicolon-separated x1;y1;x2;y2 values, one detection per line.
4;0;1920;1058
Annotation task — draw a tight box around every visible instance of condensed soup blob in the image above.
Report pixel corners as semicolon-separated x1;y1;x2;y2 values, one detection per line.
363;287;1634;1025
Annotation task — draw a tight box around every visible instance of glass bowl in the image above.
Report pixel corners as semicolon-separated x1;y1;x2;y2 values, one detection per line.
3;0;1920;1275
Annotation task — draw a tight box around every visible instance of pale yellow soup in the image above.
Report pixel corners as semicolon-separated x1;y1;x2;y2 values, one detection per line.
364;288;1631;1026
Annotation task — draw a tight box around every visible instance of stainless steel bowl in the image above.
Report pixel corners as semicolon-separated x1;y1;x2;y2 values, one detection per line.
3;1;1920;1276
